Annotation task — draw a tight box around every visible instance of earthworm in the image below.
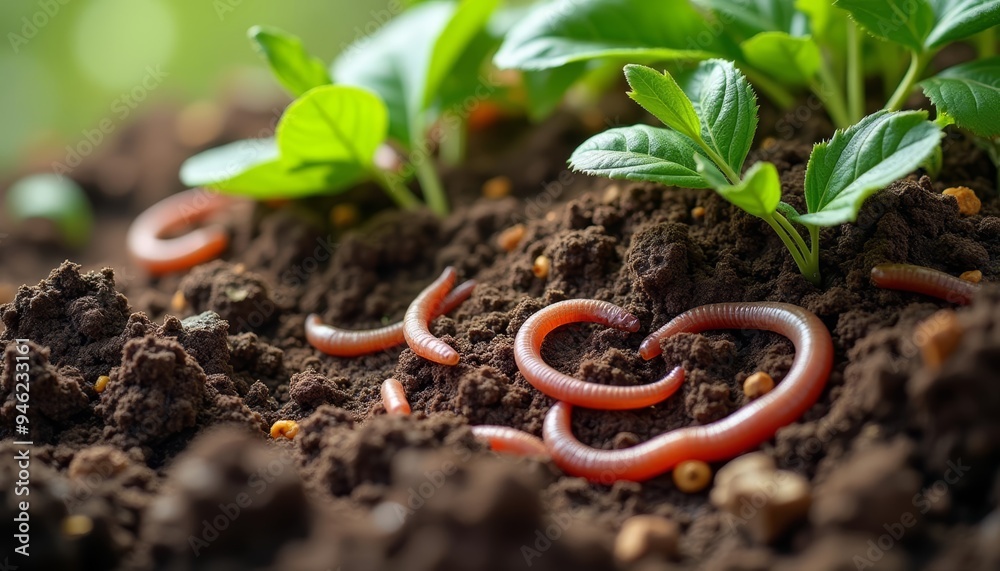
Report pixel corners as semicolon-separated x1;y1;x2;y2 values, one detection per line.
305;279;476;357
381;378;411;415
546;303;833;482
404;266;464;365
871;263;980;305
514;299;685;409
126;188;236;275
470;425;549;457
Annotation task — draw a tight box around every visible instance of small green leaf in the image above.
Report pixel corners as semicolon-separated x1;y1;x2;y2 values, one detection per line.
834;0;935;52
920;57;1000;137
569;125;710;188
696;157;781;217
740;32;822;85
796;0;849;44
248;26;331;97
276;85;388;167
624;64;703;142
494;0;723;71
424;0;500;108
925;0;1000;48
179;138;359;198
693;0;803;36
797;110;943;226
681;59;760;177
5;174;93;248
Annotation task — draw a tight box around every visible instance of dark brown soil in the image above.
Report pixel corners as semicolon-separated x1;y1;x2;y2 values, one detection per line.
1;85;999;571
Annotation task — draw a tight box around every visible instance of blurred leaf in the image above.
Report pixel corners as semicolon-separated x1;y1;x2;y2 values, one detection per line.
741;32;821;84
5;174;93;248
248;25;331;97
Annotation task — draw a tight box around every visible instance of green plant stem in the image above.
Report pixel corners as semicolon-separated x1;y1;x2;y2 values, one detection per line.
414;158;449;216
373;169;422;211
440;119;466;167
743;68;797;109
697;141;742;186
846;21;865;122
774;211;811;261
812;60;851;128
763;213;820;285
885;50;930;111
977;27;996;58
808;224;820;280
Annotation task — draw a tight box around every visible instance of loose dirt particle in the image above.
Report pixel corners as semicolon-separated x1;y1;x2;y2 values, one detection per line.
270;419;300;439
94;375;110;393
497;223;526;252
61;514;94;538
330;204;359;228
614;515;679;563
673;459;712;493
961;270;983;283
943;186;982;216
482;175;512;199
170;290;187;312
532;255;551;279
602;184;621;204
711;452;811;543
743;372;775;399
913;309;964;370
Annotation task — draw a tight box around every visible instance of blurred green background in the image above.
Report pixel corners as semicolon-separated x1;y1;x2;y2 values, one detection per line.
0;0;393;174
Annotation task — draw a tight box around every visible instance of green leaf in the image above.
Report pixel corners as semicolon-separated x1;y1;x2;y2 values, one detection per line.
424;0;500;108
179;138;360;198
740;32;822;84
523;63;589;119
569;125;710;188
5;174;93;248
797;110;943;226
493;0;722;71
624;64;703;142
920;56;1000;137
681;59;759;177
925;0;1000;48
796;0;848;43
696;156;781;217
248;26;331;97
276;85;387;167
834;0;935;52
693;0;803;36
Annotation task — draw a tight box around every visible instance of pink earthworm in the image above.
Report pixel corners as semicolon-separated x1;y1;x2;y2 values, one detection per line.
514;299;685;409
306;279;476;357
545;302;833;482
404;266;464;365
470;425;549;457
381;378;411;415
871;263;979;305
126;188;236;275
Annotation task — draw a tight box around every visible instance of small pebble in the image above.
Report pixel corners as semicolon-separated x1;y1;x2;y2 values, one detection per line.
170;290;187;313
914;309;963;370
673;460;712;493
614;515;680;563
532;255;551;279
743;372;775;399
602;184;621;204
61;514;94;538
330;204;359;228
545;211;558;222
270;420;300;440
691;206;706;220
960;270;982;283
482;176;512;199
94;375;111;394
942;186;981;216
497;224;526;252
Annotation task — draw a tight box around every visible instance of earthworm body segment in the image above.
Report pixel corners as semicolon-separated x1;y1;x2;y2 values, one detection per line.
546;302;833;482
381;378;412;415
126;188;236;275
871;263;980;305
514;299;685;409
470;425;549;457
403;266;465;365
306;279;476;357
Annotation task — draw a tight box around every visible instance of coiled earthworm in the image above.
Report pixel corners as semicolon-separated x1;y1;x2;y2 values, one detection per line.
126;188;236;275
306;279;476;357
546;303;833;482
381;378;411;415
470;425;549;457
404;266;465;365
514;299;685;409
871;263;980;305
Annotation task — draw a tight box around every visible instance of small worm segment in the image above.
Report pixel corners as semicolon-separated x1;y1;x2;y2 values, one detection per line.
270;420;300;439
126;188;236;275
546;303;833;482
380;378;411;415
470;425;549;457
305;279;476;357
403;266;464;365
514;299;686;409
871;263;980;305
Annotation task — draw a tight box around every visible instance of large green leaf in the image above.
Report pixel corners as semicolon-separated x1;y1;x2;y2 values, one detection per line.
624;64;703;142
425;0;500;108
834;0;935;52
796;0;848;44
693;0;803;36
921;57;1000;137
696;156;781;217
179;138;358;198
248;26;331;97
925;0;1000;48
493;0;722;71
569;125;710;188
276;85;388;167
740;32;822;84
796;110;942;226
680;59;759;176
